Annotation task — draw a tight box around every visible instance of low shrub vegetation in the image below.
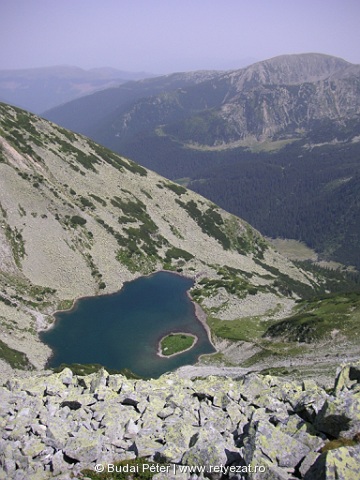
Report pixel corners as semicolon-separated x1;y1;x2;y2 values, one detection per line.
0;339;33;370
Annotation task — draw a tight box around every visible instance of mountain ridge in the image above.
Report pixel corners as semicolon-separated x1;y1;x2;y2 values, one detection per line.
42;53;360;269
45;53;360;147
43;69;225;134
0;101;323;381
227;53;352;87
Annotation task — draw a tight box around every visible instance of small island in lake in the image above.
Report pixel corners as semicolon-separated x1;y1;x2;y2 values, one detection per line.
158;333;198;358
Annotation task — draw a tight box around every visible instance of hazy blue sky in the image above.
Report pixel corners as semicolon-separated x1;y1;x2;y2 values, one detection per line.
1;0;359;73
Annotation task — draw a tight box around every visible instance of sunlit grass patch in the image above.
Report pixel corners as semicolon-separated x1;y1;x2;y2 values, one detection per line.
159;333;197;356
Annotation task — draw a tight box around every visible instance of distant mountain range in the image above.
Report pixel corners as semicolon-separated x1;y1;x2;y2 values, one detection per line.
0;66;155;113
44;69;224;133
44;53;360;269
45;53;360;147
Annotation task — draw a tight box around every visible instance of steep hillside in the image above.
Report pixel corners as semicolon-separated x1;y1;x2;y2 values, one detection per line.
43;54;360;268
0;102;325;379
2;102;360;387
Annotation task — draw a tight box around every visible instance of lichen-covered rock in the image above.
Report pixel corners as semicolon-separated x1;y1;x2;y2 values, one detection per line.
159;422;198;462
198;401;230;432
315;391;360;439
106;373;125;393
0;363;359;478
238;373;272;403
44;416;70;450
243;417;310;469
139;406;164;433
292;385;329;422
279;415;325;451
304;445;360;480
124;418;140;439
134;434;163;458
181;424;229;480
50;450;70;477
334;360;360;394
63;429;102;463
299;451;321;478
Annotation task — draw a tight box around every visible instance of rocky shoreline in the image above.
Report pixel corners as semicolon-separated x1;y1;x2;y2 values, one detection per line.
0;361;359;479
192;300;214;344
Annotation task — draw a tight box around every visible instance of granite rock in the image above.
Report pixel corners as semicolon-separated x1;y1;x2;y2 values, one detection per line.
0;361;359;478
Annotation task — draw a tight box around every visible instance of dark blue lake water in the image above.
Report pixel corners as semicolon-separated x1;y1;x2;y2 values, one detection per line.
41;271;215;378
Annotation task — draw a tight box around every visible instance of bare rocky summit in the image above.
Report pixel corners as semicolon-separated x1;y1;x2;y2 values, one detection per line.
162;53;360;147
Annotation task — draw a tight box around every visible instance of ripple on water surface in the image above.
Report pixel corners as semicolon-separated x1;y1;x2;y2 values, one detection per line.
41;271;215;378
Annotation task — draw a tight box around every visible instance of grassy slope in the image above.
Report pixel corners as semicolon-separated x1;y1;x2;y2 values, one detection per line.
0;102;318;375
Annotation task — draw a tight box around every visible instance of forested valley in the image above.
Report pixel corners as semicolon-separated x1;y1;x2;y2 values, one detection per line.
117;130;360;269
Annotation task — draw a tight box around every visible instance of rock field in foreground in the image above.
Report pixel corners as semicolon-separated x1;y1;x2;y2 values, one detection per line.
0;362;359;479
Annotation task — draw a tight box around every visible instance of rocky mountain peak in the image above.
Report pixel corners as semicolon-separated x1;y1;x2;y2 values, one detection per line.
227;53;352;90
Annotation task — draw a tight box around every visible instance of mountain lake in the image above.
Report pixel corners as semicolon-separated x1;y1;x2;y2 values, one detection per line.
40;271;215;378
